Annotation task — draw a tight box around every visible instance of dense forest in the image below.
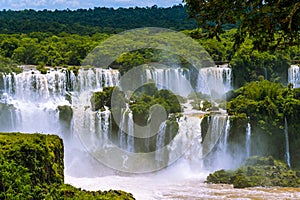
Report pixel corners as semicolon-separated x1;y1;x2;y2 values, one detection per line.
0;5;196;35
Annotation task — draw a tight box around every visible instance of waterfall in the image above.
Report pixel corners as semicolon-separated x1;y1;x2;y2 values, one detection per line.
145;67;192;97
201;114;236;170
144;64;232;98
221;117;230;155
284;117;291;168
127;110;134;152
0;65;236;174
167;100;204;171
97;106;111;145
197;64;232;97
288;65;300;88
119;108;128;150
118;106;135;152
0;68;119;139
246;122;251;158
0;68;119;101
202;115;227;157
73;68;119;93
155;121;167;163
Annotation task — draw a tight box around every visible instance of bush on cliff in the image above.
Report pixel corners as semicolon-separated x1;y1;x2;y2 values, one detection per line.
0;133;135;200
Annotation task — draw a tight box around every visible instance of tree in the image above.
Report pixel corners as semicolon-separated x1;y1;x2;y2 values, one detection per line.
183;0;300;51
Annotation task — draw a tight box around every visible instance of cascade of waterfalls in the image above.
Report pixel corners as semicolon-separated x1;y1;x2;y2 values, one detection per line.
288;65;300;88
143;64;232;98
284;117;291;168
246;122;251;158
167;100;204;171
0;68;119;100
0;68;119;137
0;65;236;174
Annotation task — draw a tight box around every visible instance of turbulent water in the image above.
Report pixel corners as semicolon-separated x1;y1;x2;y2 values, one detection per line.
1;65;300;199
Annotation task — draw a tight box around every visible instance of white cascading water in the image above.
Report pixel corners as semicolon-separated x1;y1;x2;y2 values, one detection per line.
246;122;251;158
118;108;128;150
145;67;192;97
126;109;134;152
168;100;204;172
0;65;261;199
288;65;300;88
197;64;232;97
221;117;230;155
284;117;291;168
155;121;167;163
117;105;135;152
201;114;235;171
144;64;232;99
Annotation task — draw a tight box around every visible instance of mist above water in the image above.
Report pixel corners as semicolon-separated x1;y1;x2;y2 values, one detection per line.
0;65;262;199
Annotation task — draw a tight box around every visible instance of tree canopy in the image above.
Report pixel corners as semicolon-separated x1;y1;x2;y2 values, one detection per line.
0;5;195;35
183;0;300;51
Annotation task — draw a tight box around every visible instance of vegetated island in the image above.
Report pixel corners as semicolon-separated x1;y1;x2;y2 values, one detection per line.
206;156;300;188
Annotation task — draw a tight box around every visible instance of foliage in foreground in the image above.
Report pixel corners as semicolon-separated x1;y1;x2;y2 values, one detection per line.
206;156;300;188
184;0;300;51
0;133;135;200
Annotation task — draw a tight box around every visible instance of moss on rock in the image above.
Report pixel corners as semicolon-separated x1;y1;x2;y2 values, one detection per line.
0;133;135;199
58;105;73;122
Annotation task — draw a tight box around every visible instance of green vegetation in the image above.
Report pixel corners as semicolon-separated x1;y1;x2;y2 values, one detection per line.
227;80;300;133
129;82;183;125
0;55;22;73
90;83;183;126
206;156;300;188
184;0;300;51
0;33;109;67
0;5;195;35
0;25;298;88
91;87;126;112
0;133;134;199
89;84;182;153
225;80;300;167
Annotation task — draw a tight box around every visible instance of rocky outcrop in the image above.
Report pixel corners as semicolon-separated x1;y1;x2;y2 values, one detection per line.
0;133;135;199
